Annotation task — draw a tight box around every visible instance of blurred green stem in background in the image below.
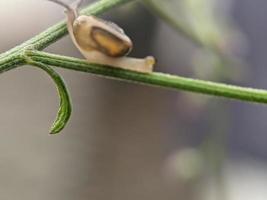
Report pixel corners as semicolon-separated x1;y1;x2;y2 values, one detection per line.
144;0;205;48
0;0;267;134
144;0;226;52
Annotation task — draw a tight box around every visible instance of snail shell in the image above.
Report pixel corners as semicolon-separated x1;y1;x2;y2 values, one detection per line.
72;15;133;57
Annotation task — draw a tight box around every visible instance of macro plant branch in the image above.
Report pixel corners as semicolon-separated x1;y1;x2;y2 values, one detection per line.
1;0;267;134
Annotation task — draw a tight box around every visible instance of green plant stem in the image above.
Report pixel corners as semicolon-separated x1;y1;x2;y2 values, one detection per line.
0;0;267;133
26;50;267;105
0;0;267;105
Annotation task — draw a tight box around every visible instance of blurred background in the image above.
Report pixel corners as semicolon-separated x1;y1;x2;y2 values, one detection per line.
0;0;267;199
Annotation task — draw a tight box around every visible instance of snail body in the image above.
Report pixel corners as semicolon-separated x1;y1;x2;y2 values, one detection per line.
47;0;155;73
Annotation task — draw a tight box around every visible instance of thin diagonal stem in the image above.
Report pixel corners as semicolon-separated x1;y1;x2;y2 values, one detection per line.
26;50;267;105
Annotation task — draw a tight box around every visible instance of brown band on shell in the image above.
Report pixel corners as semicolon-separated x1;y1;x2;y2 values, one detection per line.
91;26;132;57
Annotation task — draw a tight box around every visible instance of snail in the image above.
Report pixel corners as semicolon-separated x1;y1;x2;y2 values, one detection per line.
46;0;155;73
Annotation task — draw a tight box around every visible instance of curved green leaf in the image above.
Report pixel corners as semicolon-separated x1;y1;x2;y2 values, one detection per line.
144;0;234;49
29;61;72;134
